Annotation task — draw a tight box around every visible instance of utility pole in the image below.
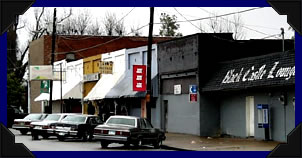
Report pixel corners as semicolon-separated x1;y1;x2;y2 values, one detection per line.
281;27;284;53
146;7;154;121
49;8;57;114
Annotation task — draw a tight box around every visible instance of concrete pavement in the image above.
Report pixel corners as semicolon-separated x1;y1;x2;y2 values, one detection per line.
162;132;280;151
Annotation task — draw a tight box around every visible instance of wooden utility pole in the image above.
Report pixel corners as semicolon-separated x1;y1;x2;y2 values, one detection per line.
49;8;57;114
146;7;154;121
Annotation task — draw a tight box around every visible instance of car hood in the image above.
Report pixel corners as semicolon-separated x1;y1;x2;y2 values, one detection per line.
95;124;135;130
31;120;58;126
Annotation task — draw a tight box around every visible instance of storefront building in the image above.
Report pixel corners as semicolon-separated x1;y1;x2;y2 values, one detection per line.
202;52;295;142
157;33;294;139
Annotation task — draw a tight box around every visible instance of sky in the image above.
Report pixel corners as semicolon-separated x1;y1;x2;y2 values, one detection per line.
17;7;294;58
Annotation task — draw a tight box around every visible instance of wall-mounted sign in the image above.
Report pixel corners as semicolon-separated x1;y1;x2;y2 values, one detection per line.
100;61;113;74
84;73;100;82
174;85;181;94
40;80;50;93
30;65;53;80
133;65;146;91
222;61;295;84
53;71;66;81
189;85;197;102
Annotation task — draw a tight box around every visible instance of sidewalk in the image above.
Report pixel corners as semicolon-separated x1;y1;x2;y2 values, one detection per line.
162;133;280;151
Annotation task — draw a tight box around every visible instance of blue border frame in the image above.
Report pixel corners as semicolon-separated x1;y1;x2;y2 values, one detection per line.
1;0;301;157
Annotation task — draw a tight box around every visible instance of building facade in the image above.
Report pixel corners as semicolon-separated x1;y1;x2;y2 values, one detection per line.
157;33;295;141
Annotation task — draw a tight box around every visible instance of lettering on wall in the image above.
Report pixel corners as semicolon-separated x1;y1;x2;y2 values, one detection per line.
222;61;295;84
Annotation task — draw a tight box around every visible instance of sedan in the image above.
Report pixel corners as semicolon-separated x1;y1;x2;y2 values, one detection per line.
30;113;78;140
93;115;166;149
53;115;102;141
12;113;48;135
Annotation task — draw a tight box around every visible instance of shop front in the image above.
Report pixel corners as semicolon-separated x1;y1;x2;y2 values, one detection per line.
202;51;295;142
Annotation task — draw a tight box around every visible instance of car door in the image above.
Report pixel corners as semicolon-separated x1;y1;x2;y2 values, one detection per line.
138;119;148;141
143;119;158;141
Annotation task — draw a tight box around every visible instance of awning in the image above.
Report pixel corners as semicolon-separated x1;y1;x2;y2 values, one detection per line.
84;73;123;101
105;74;146;98
34;93;50;102
63;81;82;99
105;74;158;98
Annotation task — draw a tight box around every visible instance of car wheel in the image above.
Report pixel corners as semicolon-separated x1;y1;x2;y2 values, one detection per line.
134;139;142;148
31;133;39;140
82;132;88;141
42;134;49;139
57;136;65;141
153;140;161;149
20;130;28;135
100;141;109;148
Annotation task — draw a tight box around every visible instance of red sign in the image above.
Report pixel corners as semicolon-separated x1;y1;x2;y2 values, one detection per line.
133;65;146;91
189;94;198;102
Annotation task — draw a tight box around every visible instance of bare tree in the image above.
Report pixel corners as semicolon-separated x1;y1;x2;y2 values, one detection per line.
130;24;143;36
103;12;116;36
75;9;91;35
207;12;245;40
86;19;103;35
103;12;127;36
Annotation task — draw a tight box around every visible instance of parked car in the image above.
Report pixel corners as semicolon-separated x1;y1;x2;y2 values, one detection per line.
53;115;102;141
12;113;48;135
7;105;28;128
93;115;166;149
30;113;78;140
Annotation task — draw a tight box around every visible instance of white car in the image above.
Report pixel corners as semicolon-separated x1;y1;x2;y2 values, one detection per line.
30;113;78;139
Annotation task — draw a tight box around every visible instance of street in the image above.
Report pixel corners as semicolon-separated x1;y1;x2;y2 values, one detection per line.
10;129;173;151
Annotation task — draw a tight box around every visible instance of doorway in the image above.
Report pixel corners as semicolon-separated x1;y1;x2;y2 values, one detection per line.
246;96;255;137
163;100;168;132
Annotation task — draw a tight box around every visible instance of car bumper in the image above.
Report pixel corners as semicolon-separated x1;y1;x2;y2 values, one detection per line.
12;125;30;130
55;130;79;137
93;134;129;142
31;128;56;135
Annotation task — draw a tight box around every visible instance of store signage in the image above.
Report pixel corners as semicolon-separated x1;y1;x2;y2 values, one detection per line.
84;73;99;82
174;85;181;94
222;61;295;84
133;65;146;91
30;65;53;80
189;85;197;102
100;61;113;74
40;80;50;93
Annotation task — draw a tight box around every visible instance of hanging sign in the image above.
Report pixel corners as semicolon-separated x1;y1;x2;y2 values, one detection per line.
133;65;146;91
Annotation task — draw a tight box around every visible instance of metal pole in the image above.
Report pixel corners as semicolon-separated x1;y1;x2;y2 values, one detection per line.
146;7;154;121
49;8;57;114
281;28;285;53
60;63;63;113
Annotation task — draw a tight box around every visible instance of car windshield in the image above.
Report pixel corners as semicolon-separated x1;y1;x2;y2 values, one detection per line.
61;115;86;123
106;118;135;127
44;114;61;121
24;114;42;120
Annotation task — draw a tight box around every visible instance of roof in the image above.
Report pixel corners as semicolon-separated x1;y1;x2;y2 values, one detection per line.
202;51;295;92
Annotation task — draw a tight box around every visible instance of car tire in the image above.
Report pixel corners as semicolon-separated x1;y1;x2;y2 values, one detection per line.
31;133;39;140
58;136;65;141
134;139;142;148
101;141;109;148
42;134;49;139
153;140;161;149
20;130;28;135
82;132;88;141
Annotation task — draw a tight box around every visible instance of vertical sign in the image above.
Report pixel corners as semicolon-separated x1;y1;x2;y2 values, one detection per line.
40;80;50;93
189;85;198;102
133;65;146;91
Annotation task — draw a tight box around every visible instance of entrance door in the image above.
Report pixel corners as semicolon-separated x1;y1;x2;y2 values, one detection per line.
163;100;168;132
246;96;255;137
